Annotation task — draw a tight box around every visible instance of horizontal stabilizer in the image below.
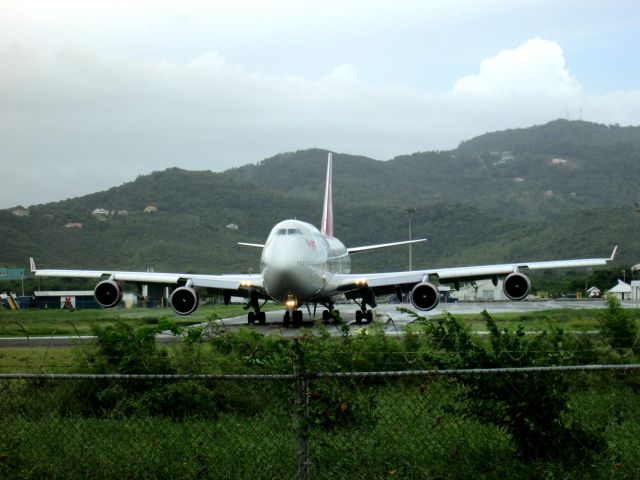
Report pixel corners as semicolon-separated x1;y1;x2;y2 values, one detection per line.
347;238;426;254
238;242;265;248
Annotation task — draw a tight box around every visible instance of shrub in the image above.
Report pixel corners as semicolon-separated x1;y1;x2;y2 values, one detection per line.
598;295;639;354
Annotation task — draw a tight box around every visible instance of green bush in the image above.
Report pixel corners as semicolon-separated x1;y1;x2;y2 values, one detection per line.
598;295;639;354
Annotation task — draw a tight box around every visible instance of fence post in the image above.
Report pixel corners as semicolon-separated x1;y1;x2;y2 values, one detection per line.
295;339;310;480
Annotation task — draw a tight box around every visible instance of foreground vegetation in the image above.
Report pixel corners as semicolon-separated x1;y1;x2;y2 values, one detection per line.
1;298;639;478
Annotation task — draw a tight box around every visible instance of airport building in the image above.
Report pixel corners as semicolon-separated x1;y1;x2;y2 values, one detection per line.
454;279;508;301
34;291;99;309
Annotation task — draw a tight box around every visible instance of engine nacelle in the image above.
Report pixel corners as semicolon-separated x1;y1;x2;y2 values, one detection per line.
503;272;531;301
170;286;199;315
410;282;440;311
94;279;123;308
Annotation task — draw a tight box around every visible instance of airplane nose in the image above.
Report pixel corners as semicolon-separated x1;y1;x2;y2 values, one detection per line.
263;265;317;302
264;265;295;299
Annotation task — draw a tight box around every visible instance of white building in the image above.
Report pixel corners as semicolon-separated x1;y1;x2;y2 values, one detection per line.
608;279;632;300
92;208;109;216
587;286;601;298
455;279;508;301
12;208;29;217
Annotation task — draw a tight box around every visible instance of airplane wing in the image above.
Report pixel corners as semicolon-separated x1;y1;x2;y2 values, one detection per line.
335;246;618;294
29;258;264;293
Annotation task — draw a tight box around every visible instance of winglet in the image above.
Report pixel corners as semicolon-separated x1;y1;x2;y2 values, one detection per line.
29;257;36;273
321;152;334;237
609;245;618;262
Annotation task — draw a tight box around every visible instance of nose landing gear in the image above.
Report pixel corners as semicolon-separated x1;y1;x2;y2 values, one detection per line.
281;294;304;328
282;309;303;328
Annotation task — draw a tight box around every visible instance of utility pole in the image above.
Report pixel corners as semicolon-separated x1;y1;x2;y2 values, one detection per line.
584;267;591;296
404;208;416;271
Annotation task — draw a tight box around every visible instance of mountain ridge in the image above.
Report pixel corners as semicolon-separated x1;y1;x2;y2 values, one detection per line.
2;119;639;274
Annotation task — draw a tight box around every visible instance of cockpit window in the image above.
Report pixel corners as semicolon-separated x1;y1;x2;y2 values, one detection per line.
276;228;303;236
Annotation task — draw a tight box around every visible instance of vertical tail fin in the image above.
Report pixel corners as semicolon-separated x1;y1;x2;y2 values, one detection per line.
321;153;334;237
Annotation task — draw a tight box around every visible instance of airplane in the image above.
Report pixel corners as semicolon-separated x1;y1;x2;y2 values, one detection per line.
30;153;617;328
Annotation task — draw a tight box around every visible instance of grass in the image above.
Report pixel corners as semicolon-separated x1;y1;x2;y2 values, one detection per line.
0;304;281;336
453;307;640;333
0;347;81;373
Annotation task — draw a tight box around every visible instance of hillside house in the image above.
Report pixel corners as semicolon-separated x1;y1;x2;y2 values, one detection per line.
11;207;29;217
12;208;29;217
144;205;158;213
92;208;109;216
65;222;83;229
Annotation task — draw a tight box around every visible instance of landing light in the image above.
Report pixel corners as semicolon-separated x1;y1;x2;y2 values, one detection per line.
285;294;298;309
356;278;368;286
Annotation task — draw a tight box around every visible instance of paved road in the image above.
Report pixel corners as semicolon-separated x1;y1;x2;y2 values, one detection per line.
1;299;634;346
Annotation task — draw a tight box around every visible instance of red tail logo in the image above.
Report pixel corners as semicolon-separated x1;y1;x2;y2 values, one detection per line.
321;153;333;237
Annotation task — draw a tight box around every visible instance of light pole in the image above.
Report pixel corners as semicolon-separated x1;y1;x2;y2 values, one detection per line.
584;267;591;297
404;208;416;271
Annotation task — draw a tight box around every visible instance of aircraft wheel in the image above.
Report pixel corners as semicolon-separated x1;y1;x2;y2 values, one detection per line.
366;310;373;323
283;311;291;328
322;310;330;321
332;310;340;322
355;310;363;324
293;310;303;328
258;311;266;325
248;311;255;324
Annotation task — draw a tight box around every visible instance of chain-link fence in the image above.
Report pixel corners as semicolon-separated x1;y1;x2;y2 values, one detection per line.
1;365;639;479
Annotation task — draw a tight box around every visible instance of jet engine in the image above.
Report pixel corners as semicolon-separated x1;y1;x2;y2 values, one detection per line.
410;282;440;311
170;286;199;315
94;279;123;308
503;272;531;301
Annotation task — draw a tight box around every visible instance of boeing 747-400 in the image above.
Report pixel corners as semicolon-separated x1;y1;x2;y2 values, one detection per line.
30;153;616;327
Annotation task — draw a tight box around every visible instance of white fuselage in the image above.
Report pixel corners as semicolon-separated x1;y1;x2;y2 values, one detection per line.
260;219;350;304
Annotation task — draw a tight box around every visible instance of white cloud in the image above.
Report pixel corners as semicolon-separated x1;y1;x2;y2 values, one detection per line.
453;37;582;97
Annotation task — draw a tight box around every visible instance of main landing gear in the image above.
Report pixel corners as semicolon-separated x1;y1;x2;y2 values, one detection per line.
247;295;267;325
355;309;373;324
354;297;374;324
247;310;266;325
320;302;340;324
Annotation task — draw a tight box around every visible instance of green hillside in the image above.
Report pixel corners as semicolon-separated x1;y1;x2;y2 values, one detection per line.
1;119;639;278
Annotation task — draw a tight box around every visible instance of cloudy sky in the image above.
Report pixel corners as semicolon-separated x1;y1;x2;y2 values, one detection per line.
1;0;639;208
